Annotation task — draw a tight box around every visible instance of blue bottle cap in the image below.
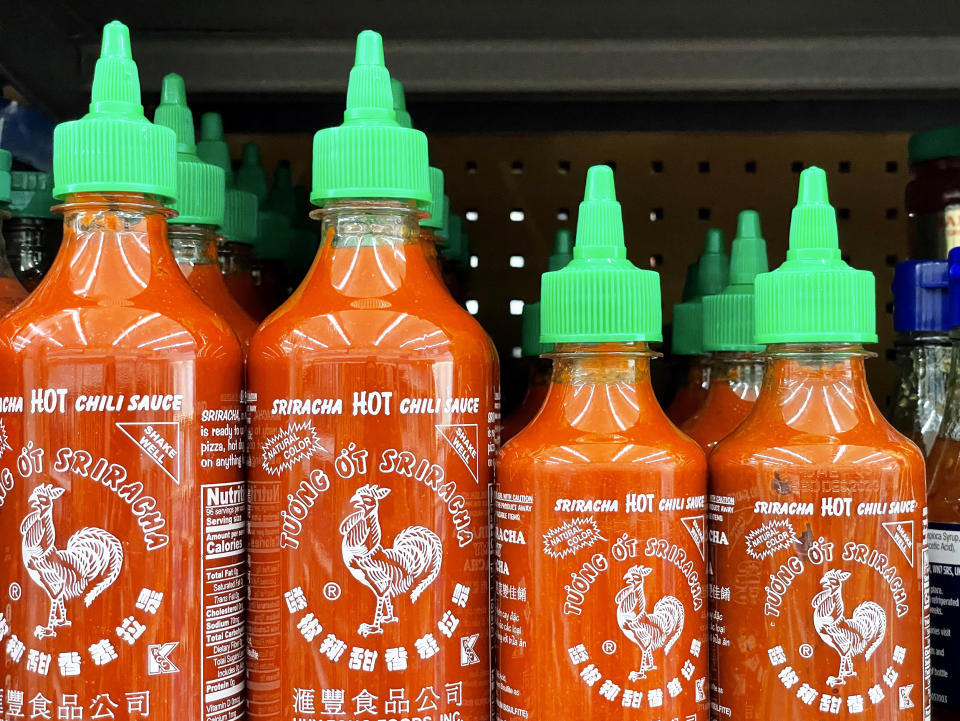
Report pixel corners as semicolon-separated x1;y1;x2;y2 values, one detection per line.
895;259;949;332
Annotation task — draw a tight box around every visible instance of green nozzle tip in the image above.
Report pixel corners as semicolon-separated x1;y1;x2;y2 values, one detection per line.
736;209;762;241
728;210;768;285
754;167;876;344
101;20;132;59
391;78;413;129
421;167;445;229
704;227;725;254
681;262;699;302
548;229;574;271
540;165;661;343
155;73;195;153
241;142;261;166
697;228;729;296
200;112;224;141
343;30;394;123
160;72;186;105
356;29;385;66
235;142;269;203
90;20;139;109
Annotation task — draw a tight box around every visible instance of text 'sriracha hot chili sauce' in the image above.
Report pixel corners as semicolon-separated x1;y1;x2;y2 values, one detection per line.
195;112;268;322
924;246;960;720
7;170;61;292
0;21;245;720
682;211;768;451
668;231;730;425
153;73;258;349
501;229;573;443
246;30;499;720
0;150;30;313
496;165;708;720
709;167;929;721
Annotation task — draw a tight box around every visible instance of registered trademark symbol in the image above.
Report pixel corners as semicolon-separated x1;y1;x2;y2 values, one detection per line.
602;640;617;655
8;583;20;601
799;643;814;659
323;582;341;601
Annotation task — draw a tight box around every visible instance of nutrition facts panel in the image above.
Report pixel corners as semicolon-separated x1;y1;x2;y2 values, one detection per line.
201;481;246;721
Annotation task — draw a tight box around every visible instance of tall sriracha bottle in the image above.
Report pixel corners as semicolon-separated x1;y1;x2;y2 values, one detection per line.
0;21;245;719
246;30;499;720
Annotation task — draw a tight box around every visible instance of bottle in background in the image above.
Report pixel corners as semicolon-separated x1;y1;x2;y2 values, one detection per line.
890;260;951;456
0;150;29;312
496;164;708;720
682;210;768;451
906;126;960;259
267;161;319;290
7;170;60;291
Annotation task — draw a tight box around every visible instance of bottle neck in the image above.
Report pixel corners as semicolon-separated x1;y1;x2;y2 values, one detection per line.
933;339;960;441
218;240;256;273
539;342;661;433
169;223;221;266
753;343;881;434
0;212;16;280
706;351;765;402
5;217;46;272
308;199;437;299
47;192;177;300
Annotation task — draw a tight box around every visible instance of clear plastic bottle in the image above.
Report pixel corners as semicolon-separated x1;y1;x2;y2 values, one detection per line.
891;260;951;456
7;170;60;291
246;31;498;719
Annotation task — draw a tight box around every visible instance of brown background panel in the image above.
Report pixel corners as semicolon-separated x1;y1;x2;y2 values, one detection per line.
229;131;911;412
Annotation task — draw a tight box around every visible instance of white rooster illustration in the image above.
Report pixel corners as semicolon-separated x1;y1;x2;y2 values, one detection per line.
615;564;685;681
20;484;124;639
812;569;886;686
339;484;442;637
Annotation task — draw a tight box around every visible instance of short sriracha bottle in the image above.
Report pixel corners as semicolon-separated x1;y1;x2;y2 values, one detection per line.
0;21;245;719
496;165;708;720
708;167;929;720
0;149;30;312
246;30;499;720
153;73;258;348
682;210;767;451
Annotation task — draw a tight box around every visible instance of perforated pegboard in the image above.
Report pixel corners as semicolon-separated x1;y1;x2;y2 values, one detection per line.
229;132;910;411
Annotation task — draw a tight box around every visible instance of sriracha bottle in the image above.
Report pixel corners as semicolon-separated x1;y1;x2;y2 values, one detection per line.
708;167;928;720
682;210;768;451
496;165;708;720
246;30;499;720
0;149;29;312
0;21;245;718
154;73;257;348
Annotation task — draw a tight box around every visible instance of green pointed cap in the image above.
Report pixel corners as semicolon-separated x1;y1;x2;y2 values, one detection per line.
0;150;12;206
236;142;269;203
703;210;768;351
196;111;257;244
267;161;297;217
391;78;413;129
435;195;450;240
235;142;290;259
154;73;224;227
9;171;55;218
53;21;176;201
672;262;704;353
548;229;574;271
755;166;876;343
421;167;445;229
698;228;730;296
681;261;699;301
541;165;661;343
521;302;548;357
312;31;430;207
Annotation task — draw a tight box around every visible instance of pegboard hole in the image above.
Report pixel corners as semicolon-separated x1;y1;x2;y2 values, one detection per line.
557;208;570;221
509;255;525;268
886;208;899;220
885;254;899;267
838;208;851;220
698;161;710;174
509;209;525;222
511;161;524;174
512;346;523;359
465;161;478;174
465;299;479;315
557;160;571;174
745;160;757;173
698;208;711;221
465;209;479;222
886;161;899;173
470;255;479;269
509;300;524;316
791;161;804;174
839;161;852;173
649;254;664;268
651;160;664;174
649;208;664;222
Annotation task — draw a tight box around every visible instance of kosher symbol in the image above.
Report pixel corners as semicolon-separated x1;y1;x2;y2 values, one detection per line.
21;484;123;639
339;484;442;637
812;569;886;686
147;642;180;675
460;633;480;666
615;565;684;681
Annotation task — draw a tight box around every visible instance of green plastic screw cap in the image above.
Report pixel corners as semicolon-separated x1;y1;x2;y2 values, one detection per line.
698;228;730;296
421;168;445;230
0;150;11;206
153;74;224;227
236;141;291;260
541;165;661;343
671;229;729;355
391;78;413;130
9;171;56;218
312;31;430;207
755;166;877;344
549;229;574;271
196;112;257;244
909;126;960;166
702;210;769;351
440;213;470;268
520;230;575;356
53;21;176;201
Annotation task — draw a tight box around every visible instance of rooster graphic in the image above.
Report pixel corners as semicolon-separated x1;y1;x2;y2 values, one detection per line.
615;565;685;680
20;484;124;639
812;569;886;686
339;484;443;637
